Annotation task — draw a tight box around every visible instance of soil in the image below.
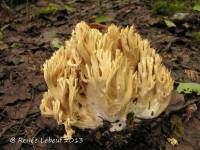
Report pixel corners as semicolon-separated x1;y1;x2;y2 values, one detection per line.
0;0;200;150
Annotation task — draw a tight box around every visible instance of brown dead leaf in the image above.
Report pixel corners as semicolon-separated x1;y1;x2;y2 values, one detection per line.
7;142;22;150
36;116;58;130
6;102;31;120
0;41;8;50
184;69;199;81
170;115;185;140
0;4;12;24
37;30;57;46
165;142;193;150
0;80;31;106
186;104;197;120
165;91;199;115
165;91;185;115
89;23;108;33
0;121;17;138
183;117;200;149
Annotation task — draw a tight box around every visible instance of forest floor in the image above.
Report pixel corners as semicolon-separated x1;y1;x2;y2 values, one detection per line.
0;0;200;150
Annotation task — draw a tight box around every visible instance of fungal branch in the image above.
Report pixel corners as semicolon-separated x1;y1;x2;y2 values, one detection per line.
40;21;174;139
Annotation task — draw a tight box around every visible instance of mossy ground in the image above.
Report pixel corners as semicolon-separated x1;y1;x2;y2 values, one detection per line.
152;0;200;14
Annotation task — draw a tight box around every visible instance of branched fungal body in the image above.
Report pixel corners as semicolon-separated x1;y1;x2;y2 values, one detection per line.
40;22;174;138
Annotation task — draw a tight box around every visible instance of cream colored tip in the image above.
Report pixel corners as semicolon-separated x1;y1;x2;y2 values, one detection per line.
40;21;174;138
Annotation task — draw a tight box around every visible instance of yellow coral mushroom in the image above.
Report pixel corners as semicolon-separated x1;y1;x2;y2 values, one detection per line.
40;21;174;139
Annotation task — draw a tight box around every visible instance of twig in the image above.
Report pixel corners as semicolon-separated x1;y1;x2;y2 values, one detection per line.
2;0;11;10
26;0;29;21
0;121;17;138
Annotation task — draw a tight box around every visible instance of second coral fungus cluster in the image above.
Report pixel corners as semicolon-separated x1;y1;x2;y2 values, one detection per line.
40;21;173;138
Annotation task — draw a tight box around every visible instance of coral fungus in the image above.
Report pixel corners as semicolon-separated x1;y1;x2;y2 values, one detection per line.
40;21;173;138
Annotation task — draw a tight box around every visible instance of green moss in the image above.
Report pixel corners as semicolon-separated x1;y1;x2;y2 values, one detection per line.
64;5;75;12
95;14;114;23
152;0;198;15
186;32;200;42
51;38;62;49
41;3;60;15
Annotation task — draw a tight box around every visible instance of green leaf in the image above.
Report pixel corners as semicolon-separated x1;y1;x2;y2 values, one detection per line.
164;19;176;28
176;82;200;95
193;3;200;12
95;14;114;23
51;38;62;49
64;5;75;12
41;3;60;15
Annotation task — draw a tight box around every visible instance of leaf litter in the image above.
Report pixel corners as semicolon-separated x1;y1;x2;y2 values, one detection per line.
0;0;200;149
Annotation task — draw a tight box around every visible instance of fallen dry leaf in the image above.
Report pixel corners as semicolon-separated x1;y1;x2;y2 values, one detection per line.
184;69;199;81
186;104;197;120
183;117;200;149
165;91;185;115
